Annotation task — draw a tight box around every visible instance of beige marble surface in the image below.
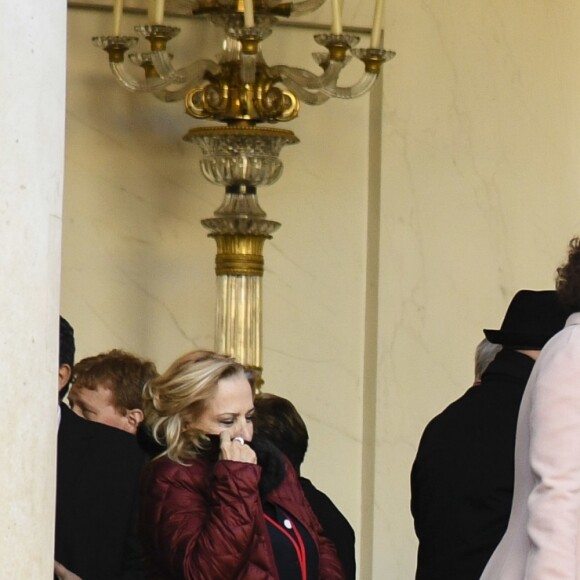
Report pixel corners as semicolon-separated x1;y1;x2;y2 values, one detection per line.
372;0;580;576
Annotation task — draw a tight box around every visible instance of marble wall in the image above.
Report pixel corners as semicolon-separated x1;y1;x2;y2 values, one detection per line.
63;1;580;577
374;0;580;576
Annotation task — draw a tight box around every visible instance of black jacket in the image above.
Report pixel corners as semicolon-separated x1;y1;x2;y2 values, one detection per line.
55;403;147;579
410;349;535;580
300;477;356;580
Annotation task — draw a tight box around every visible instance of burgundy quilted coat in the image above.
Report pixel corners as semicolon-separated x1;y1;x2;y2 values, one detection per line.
139;455;345;580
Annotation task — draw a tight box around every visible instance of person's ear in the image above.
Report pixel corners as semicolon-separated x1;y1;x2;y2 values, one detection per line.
125;408;144;434
58;364;72;392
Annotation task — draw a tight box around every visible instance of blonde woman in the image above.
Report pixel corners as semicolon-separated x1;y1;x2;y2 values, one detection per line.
139;350;344;580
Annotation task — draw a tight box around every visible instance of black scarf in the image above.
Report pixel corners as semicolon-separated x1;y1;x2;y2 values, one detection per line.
137;425;286;498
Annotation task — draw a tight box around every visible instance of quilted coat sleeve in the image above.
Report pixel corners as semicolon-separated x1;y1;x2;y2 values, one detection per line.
139;457;264;580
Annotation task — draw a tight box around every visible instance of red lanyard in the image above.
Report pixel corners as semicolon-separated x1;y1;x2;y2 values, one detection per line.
264;513;307;580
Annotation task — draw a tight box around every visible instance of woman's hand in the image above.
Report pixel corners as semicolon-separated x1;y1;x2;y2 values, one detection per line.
54;560;82;580
219;432;257;464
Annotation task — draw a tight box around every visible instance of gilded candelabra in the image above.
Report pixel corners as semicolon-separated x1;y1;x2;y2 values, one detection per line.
93;0;395;386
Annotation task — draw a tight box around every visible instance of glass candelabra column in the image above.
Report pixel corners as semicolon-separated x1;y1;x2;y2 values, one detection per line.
185;126;299;387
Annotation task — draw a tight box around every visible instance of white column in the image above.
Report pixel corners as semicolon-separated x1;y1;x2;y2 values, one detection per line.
0;1;67;576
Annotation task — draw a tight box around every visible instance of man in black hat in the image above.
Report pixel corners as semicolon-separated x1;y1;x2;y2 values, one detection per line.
410;290;570;580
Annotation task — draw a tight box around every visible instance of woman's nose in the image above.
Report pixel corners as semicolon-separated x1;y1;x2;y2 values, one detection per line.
238;421;253;442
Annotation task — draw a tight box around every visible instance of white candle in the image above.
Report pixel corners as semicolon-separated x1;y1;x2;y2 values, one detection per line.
244;0;255;28
331;0;342;35
112;0;123;36
370;0;385;48
154;0;165;25
113;0;123;36
147;0;164;24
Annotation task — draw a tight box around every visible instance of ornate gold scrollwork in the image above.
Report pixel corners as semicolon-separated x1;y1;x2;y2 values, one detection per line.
252;85;298;122
185;61;299;124
185;87;212;118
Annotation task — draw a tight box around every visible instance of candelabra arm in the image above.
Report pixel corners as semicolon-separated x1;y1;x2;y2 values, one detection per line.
271;58;343;91
110;57;175;93
323;48;396;99
93;36;177;93
135;25;187;83
150;50;185;83
277;75;331;105
322;71;378;99
267;58;348;106
153;59;221;102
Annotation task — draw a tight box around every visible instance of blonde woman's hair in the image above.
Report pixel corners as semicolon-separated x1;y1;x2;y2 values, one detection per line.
142;350;245;464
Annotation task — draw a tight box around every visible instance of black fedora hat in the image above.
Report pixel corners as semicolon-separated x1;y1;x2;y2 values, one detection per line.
484;290;570;349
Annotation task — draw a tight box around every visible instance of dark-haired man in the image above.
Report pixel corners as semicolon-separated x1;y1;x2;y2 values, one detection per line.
58;316;76;398
410;290;570;580
55;317;147;579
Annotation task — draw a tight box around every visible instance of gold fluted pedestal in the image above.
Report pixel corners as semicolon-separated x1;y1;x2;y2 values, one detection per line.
202;185;281;389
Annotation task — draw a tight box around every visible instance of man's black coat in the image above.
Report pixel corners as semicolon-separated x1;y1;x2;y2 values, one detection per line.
55;403;147;580
410;349;535;580
300;477;356;580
